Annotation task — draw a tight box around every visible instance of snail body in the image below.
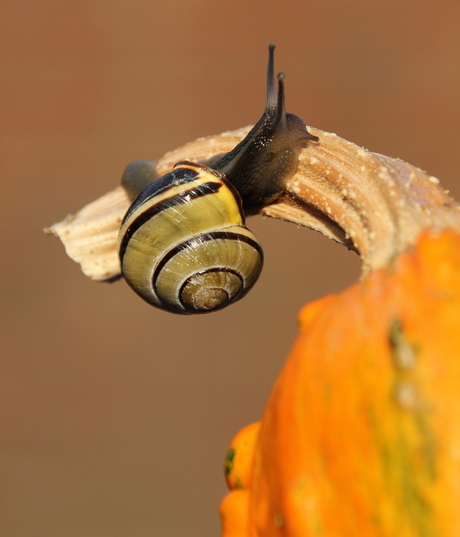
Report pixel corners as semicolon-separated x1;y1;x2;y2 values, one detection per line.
118;44;318;313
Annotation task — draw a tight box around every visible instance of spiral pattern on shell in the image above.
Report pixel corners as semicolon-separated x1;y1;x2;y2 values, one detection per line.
118;162;263;314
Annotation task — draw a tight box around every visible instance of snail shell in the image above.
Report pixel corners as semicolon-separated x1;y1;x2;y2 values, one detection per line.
118;162;263;314
118;44;318;313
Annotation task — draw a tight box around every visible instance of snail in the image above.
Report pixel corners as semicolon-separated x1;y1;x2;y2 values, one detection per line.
118;44;319;314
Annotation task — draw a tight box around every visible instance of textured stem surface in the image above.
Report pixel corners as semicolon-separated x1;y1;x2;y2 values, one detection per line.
47;127;460;280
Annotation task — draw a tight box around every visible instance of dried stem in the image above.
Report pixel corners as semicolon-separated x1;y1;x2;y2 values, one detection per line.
47;127;460;281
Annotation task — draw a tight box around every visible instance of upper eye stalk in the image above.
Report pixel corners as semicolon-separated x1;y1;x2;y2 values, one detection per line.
118;44;319;314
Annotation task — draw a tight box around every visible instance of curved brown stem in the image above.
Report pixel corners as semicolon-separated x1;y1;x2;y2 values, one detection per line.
46;126;460;281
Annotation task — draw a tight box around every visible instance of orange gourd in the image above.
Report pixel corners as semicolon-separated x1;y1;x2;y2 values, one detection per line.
219;489;251;537
222;228;460;536
221;423;260;537
246;228;460;536
224;422;261;491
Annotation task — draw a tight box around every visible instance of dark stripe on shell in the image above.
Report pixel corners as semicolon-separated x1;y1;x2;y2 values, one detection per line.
119;180;224;262
122;166;201;223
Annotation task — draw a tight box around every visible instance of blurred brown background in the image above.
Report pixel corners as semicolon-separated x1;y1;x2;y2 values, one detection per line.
1;1;459;536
